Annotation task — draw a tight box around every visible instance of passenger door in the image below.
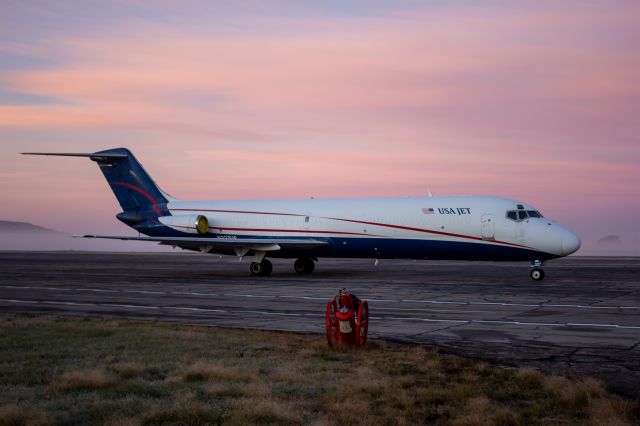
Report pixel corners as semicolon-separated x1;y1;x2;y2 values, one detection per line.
481;214;495;240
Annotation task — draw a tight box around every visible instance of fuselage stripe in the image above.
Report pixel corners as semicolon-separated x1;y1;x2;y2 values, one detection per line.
171;208;304;217
209;227;380;237
325;217;528;248
169;208;530;249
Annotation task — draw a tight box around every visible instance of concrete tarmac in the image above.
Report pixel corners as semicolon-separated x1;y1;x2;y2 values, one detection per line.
0;252;639;397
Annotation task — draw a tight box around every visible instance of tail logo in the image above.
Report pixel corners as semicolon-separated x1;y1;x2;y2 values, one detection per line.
112;182;161;215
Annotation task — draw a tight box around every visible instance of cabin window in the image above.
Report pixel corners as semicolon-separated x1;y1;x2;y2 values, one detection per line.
305;216;310;223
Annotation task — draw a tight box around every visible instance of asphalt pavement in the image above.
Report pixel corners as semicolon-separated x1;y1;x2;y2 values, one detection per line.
1;251;638;397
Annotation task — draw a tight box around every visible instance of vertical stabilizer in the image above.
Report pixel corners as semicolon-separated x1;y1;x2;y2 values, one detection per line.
22;148;170;220
91;148;168;215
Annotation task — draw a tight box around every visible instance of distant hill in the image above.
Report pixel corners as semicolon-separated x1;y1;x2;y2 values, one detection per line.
597;235;622;246
0;220;176;252
0;220;64;234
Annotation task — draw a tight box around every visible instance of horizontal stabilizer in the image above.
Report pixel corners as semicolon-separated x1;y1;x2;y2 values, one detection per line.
22;152;128;160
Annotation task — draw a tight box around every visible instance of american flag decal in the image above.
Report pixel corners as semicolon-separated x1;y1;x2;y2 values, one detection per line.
422;208;435;214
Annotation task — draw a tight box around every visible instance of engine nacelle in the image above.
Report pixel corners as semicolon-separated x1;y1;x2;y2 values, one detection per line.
158;214;209;234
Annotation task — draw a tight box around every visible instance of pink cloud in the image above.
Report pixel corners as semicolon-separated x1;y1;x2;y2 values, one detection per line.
1;2;639;251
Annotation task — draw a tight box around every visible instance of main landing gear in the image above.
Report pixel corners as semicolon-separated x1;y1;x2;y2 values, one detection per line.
250;259;272;276
249;258;316;276
294;257;315;274
530;259;545;281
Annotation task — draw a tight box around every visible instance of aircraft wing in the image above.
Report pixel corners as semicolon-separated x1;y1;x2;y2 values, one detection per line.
77;234;328;253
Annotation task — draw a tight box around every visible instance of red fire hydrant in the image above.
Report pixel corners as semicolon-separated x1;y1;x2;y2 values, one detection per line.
326;288;368;348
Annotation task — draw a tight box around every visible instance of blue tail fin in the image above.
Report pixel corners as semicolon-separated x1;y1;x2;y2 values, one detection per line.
22;147;171;222
91;148;169;218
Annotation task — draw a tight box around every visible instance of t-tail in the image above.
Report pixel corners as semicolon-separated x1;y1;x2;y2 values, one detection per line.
22;148;172;231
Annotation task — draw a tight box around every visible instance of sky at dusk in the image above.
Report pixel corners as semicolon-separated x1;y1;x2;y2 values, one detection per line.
1;1;639;254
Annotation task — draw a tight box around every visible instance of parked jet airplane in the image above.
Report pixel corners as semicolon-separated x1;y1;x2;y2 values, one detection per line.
23;148;580;280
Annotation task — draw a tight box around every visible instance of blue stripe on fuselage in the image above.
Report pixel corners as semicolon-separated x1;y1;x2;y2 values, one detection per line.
138;223;556;262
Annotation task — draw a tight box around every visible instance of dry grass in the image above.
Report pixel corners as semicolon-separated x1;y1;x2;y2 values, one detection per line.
326;399;374;425
202;381;272;399
0;404;51;426
228;398;302;425
141;396;225;425
182;360;252;382
270;368;310;384
56;368;117;391
111;362;145;379
102;419;139;426
450;396;519;426
0;314;638;425
586;398;634;426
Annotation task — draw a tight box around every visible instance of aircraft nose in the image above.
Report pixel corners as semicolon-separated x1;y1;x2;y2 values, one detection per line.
561;231;581;256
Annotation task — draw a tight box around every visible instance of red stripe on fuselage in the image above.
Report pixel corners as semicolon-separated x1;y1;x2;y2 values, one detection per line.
210;227;380;237
325;217;527;248
169;207;529;248
171;208;304;217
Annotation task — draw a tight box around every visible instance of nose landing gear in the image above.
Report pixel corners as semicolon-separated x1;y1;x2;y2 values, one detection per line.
530;267;545;281
530;259;545;281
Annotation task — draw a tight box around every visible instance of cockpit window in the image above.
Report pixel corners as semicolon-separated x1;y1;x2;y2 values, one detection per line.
507;209;544;222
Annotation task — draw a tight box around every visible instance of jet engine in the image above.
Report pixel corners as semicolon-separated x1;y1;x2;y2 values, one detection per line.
158;214;209;234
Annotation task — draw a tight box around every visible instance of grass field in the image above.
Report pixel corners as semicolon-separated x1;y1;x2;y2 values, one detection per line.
0;315;638;425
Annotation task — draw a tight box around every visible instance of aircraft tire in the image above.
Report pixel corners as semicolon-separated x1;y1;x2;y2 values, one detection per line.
261;259;273;276
250;259;273;276
530;267;545;281
294;258;315;274
305;259;315;274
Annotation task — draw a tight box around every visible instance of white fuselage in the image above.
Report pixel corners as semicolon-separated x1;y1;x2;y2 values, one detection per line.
156;195;580;261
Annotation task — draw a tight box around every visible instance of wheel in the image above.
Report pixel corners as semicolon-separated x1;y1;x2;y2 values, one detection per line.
305;259;315;274
530;267;545;281
294;258;307;274
261;259;273;276
250;259;272;276
294;258;315;274
250;262;263;276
